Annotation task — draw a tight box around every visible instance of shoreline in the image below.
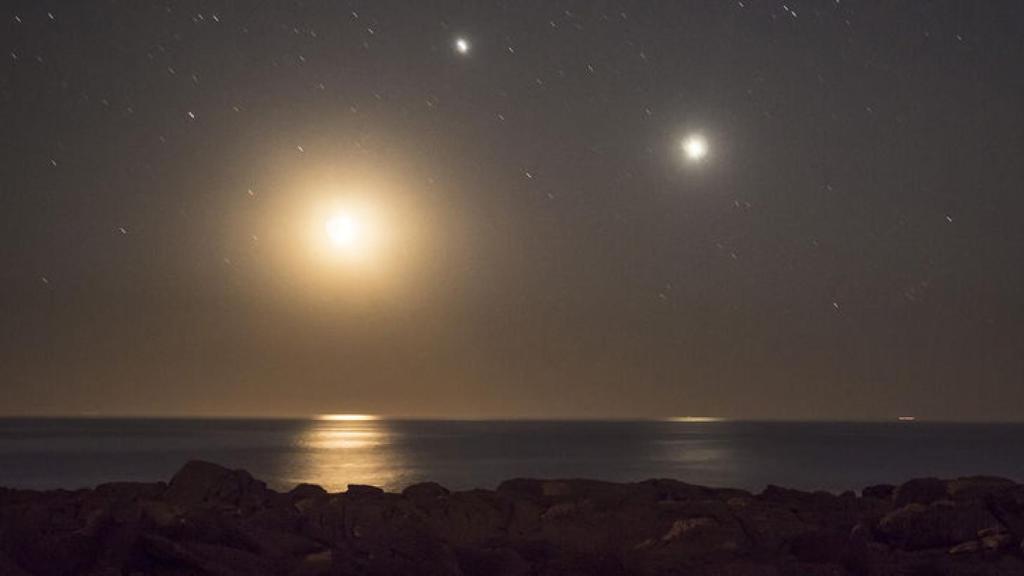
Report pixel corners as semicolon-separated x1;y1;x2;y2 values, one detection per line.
2;461;1023;575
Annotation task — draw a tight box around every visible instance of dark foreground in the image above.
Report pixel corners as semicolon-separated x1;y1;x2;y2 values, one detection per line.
2;462;1023;576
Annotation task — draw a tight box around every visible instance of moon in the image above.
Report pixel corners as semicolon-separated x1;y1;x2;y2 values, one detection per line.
682;134;709;162
324;211;370;258
454;37;470;55
325;214;361;248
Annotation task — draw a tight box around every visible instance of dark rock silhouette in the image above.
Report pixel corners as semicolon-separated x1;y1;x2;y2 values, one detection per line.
1;461;1023;575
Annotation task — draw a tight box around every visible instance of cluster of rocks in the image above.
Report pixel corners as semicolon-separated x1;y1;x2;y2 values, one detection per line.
2;461;1024;575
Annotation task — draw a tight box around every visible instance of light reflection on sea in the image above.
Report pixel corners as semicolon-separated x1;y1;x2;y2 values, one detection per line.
286;419;398;491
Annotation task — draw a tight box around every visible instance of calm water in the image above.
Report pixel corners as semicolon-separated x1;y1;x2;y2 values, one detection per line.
1;419;1022;493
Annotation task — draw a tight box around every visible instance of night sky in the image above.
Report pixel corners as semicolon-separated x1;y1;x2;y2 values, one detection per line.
2;1;1022;420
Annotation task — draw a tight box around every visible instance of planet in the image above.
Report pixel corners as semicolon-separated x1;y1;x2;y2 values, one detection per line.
682;134;709;162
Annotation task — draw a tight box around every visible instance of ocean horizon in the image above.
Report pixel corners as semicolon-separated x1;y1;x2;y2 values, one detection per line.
2;417;1023;493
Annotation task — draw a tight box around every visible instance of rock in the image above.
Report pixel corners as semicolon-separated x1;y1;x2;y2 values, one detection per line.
2;463;1024;576
627;503;749;571
295;496;347;544
0;491;106;575
662;517;718;541
637;478;722;503
862;484;895;500
289;483;328;501
425;489;510;546
982;533;1013;552
540;480;574;497
94;481;166;502
403;481;450;503
140;533;275;575
788;528;852;564
139;499;179;528
164;460;270;511
139;533;206;571
877;500;1004;551
729;496;812;552
946;476;1017;501
893;477;947;507
979;528;1013;551
293;549;333;576
949;540;981;555
988;485;1024;539
345;484;384;498
496;477;546;498
541;500;579;520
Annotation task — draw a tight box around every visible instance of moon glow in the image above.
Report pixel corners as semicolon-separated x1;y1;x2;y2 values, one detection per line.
325;213;363;250
321;206;379;263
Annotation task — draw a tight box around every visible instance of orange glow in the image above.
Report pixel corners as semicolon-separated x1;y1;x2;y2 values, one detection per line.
316;413;379;421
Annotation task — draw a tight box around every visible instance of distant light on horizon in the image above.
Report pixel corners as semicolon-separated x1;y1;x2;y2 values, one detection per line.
666;416;726;423
454;37;470;55
317;413;379;421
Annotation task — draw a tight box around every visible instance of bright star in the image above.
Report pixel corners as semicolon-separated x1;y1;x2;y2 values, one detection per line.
682;134;709;162
454;37;470;55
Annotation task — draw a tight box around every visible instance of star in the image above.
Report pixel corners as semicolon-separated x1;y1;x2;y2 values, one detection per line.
454;37;470;55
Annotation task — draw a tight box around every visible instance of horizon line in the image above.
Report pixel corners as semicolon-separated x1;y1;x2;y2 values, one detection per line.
1;413;1023;424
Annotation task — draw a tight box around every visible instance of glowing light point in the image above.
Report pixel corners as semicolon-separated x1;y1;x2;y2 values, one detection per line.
325;213;362;250
682;134;709;162
454;37;470;55
317;413;379;421
323;211;372;260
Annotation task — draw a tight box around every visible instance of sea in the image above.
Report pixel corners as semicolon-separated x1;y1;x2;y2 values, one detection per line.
1;418;1022;494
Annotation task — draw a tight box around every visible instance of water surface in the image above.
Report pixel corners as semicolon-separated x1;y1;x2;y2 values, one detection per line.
1;418;1022;493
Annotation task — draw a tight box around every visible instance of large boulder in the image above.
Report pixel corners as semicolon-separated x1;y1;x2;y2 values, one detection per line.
403;481;450;504
165;460;272;511
861;484;895;501
892;478;948;507
290;483;328;501
625;511;750;574
988;485;1024;540
876;500;1004;551
727;493;813;553
138;532;277;575
946;476;1017;502
421;489;509;546
328;494;463;576
345;484;385;498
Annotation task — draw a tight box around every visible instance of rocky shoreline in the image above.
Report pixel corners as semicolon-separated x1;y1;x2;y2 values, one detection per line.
1;461;1023;575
